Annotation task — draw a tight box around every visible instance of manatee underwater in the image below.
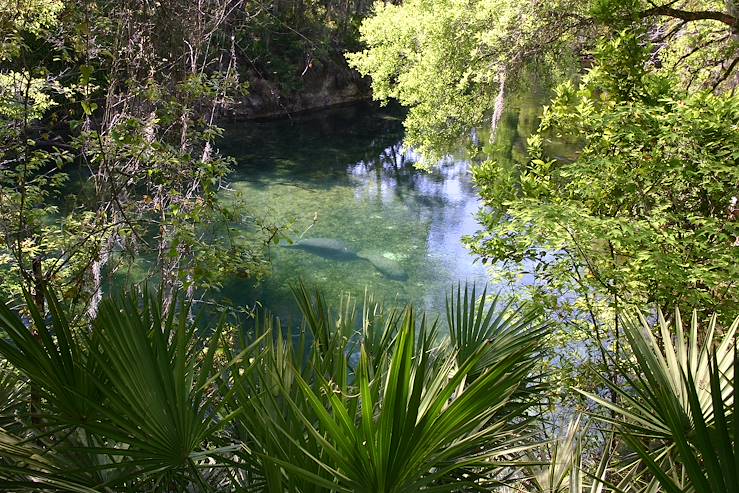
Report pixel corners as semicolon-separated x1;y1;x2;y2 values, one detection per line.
356;250;408;281
282;237;358;261
282;238;408;281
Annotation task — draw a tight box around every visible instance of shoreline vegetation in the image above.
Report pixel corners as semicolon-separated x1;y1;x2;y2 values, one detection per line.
1;284;735;491
1;0;738;491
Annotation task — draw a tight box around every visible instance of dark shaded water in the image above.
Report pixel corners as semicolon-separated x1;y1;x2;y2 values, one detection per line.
218;102;497;322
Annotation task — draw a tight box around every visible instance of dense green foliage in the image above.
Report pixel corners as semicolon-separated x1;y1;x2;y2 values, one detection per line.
351;0;739;392
471;34;739;320
347;5;739;490
347;0;590;158
0;287;735;491
2;0;738;491
0;0;302;311
236;0;375;94
0;285;547;491
350;0;738;157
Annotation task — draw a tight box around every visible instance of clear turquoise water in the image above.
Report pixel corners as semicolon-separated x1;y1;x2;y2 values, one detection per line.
218;102;498;322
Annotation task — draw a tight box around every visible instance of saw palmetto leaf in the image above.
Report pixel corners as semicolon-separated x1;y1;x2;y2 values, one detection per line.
582;308;737;492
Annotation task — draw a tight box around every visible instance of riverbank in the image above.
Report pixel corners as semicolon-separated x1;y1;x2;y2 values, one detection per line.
230;62;371;120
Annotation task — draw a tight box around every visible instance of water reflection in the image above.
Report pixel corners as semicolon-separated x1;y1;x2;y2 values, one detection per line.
219;102;492;322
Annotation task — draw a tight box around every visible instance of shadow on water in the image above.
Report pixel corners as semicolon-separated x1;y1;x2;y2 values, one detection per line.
221;102;407;190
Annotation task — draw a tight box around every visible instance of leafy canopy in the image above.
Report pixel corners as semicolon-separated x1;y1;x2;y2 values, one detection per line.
469;32;739;320
347;0;588;159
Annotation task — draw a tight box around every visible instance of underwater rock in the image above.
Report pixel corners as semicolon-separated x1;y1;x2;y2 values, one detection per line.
283;237;358;261
356;250;408;281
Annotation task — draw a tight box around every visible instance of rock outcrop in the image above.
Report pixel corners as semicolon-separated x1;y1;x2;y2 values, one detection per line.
230;62;371;120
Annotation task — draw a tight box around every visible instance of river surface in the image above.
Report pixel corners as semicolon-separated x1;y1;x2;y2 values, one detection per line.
218;99;535;322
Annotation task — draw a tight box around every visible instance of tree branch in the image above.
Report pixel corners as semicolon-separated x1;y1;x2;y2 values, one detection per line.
640;5;737;30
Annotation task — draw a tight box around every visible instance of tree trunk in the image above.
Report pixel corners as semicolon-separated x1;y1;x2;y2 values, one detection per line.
490;69;507;142
30;256;45;426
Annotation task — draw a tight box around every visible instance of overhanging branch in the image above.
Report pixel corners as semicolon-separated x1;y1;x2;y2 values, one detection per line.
640;5;737;30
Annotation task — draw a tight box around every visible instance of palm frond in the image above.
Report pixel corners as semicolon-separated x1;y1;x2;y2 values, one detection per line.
446;283;545;378
0;361;26;428
581;308;738;492
262;303;545;492
77;289;237;486
0;427;103;492
0;289;104;424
